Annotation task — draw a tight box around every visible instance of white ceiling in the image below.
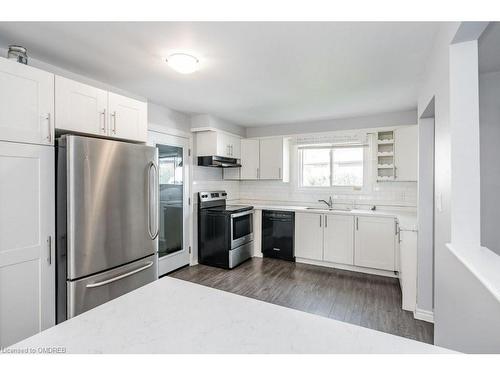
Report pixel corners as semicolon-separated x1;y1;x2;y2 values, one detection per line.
0;22;440;126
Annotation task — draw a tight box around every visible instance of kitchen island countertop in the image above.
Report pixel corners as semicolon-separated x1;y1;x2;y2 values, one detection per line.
10;277;451;354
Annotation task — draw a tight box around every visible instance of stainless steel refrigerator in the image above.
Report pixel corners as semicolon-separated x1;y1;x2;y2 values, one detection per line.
56;135;159;323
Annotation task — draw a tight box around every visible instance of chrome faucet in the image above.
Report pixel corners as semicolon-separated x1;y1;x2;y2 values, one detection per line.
318;196;333;209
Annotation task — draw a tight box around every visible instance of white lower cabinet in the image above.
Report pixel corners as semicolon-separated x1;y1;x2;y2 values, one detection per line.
295;212;397;272
399;229;418;311
323;214;354;265
294;212;324;261
0;142;55;347
354;216;397;271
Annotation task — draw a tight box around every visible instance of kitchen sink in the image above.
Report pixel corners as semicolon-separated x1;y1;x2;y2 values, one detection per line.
305;207;352;212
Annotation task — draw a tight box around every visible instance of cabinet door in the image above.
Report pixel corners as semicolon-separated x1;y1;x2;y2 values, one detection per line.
55;76;108;136
230;135;241;159
240;139;260;179
400;230;417;312
108;92;147;142
0;57;54;145
323;214;354;265
259;138;283;179
394;126;418;181
295;213;323;261
354;216;396;271
0;142;55;347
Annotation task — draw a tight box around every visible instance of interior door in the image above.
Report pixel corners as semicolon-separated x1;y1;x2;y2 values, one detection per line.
0;141;54;347
148;131;191;276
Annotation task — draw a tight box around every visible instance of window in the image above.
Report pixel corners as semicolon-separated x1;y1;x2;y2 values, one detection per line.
299;146;363;187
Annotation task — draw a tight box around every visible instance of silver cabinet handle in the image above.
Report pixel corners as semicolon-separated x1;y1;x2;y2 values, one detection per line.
325;215;328;228
100;109;106;133
355;217;359;230
147;161;159;239
320;215;322;227
395;220;398;235
86;261;154;288
47;235;52;264
111;111;117;134
256;167;260;179
45;113;51;143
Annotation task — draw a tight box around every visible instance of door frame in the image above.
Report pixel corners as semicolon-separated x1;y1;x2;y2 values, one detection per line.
148;128;192;276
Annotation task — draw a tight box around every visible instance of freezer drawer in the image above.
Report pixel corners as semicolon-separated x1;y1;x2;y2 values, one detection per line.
67;255;157;319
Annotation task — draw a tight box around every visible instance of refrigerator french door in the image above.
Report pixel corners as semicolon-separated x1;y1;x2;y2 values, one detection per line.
56;135;159;322
148;131;190;276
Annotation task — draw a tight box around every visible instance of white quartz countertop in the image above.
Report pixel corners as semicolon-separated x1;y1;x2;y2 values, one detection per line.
11;277;450;354
234;202;418;231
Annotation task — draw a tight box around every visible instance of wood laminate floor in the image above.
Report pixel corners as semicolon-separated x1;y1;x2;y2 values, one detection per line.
169;258;434;344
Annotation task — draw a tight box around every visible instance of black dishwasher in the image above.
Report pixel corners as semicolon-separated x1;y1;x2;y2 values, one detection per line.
262;210;295;261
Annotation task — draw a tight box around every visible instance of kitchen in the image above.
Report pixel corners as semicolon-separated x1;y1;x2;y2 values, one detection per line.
0;15;500;364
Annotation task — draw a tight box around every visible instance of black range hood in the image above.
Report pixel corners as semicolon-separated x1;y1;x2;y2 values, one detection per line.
198;155;242;168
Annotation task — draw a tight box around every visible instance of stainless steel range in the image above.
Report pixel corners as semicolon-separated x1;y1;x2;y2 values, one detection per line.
197;191;254;269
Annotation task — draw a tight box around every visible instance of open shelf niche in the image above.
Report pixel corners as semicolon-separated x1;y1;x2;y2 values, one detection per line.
376;131;395;181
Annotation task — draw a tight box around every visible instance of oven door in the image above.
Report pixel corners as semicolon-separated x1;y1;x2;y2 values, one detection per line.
230;210;254;249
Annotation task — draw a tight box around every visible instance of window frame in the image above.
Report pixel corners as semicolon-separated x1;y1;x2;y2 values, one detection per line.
298;144;364;189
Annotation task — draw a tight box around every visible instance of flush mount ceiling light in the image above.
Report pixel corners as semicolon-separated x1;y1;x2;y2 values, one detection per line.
166;53;199;74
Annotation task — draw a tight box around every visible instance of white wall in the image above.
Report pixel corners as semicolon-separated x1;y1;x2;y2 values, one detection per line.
191;114;246;137
420;22;500;353
238;128;417;210
245;109;416;138
479;71;500;255
417;116;435;318
416;22;460;317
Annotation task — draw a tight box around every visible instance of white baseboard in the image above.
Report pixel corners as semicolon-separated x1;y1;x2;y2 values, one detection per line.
414;307;434;323
295;257;398;278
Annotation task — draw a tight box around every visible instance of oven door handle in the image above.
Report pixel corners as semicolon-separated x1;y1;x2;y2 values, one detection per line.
230;210;254;219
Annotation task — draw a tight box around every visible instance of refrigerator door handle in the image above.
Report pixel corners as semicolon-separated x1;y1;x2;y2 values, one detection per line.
147;161;159;240
85;261;154;288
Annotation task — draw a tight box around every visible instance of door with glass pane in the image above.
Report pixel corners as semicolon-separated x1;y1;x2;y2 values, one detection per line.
148;132;190;276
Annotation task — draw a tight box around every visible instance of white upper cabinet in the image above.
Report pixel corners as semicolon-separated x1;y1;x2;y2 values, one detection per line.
196;130;241;158
323;214;354;265
0;57;54;145
107;92;147;142
55;76;108;137
294;212;324;261
354;216;396;271
55;76;147;142
223;133;240;159
394;125;418;181
259;138;284;180
240;139;260;179
0;141;55;347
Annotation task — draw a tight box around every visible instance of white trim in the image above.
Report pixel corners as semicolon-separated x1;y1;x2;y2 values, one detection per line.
413;307;434;323
295;257;398;278
148;122;192;139
190;126;242;138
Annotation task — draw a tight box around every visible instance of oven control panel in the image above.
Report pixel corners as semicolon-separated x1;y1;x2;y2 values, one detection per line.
199;191;228;202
